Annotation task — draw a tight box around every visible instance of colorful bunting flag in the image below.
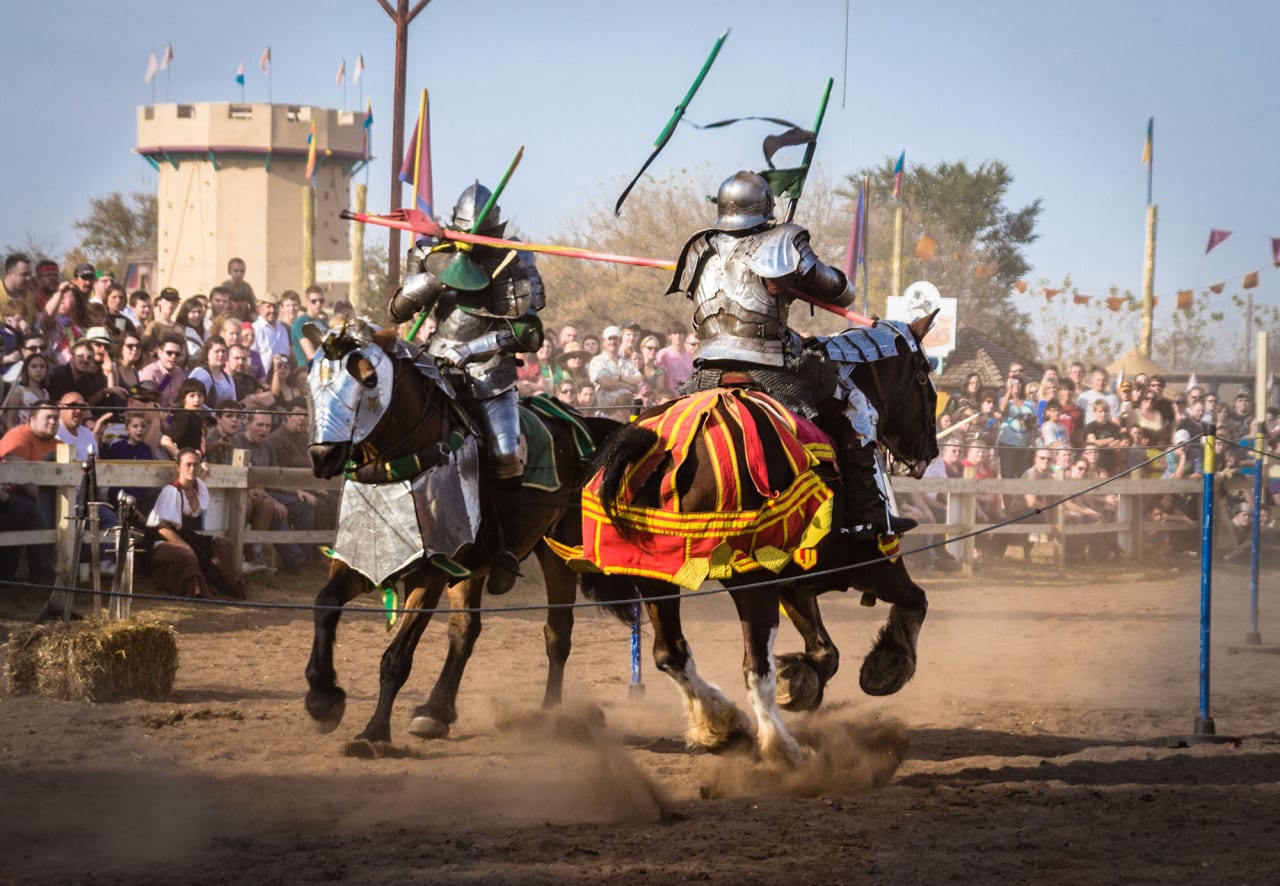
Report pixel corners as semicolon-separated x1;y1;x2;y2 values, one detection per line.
1176;290;1194;311
892;150;905;199
1014;280;1027;293
1206;229;1232;253
914;234;936;260
1073;294;1090;305
1141;117;1152;167
361;98;373;160
260;46;271;73
1106;296;1126;311
305;120;318;180
1243;270;1260;289
1272;237;1280;268
843;177;867;278
354;54;364;83
1044;288;1062;300
235;63;245;86
144;52;158;84
159;43;174;71
1209;282;1226;294
335;60;345;87
975;263;995;278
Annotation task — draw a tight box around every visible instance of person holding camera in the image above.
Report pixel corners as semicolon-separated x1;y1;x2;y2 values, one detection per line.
997;363;1038;482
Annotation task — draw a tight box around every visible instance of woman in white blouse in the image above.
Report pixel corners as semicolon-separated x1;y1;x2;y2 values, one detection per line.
146;449;244;599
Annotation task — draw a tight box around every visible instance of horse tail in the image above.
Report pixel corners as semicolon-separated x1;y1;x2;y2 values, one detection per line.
578;571;642;625
592;422;660;532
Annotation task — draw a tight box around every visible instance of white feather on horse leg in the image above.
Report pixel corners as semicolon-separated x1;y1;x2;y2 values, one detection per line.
745;625;804;765
665;653;750;750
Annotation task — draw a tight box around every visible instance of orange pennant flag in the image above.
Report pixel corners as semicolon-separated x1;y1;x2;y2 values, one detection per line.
1243;270;1260;289
1177;290;1194;311
1044;288;1062;300
1106;296;1126;311
1073;294;1091;305
975;263;996;278
914;234;937;260
1152;296;1159;307
1209;281;1226;294
1015;280;1028;293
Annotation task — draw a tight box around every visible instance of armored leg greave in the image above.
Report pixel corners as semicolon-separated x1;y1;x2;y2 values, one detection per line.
478;389;524;482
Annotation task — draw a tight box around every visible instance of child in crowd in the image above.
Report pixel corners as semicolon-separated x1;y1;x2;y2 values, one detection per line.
103;411;159;512
160;379;209;457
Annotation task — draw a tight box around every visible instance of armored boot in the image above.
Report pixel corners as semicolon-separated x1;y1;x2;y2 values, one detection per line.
838;437;915;541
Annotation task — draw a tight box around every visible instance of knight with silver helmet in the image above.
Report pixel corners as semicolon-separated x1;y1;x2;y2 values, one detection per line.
388;182;545;584
667;170;913;541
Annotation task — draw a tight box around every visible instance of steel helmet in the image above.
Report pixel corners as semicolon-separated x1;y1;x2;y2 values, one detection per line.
451;182;501;232
714;171;774;231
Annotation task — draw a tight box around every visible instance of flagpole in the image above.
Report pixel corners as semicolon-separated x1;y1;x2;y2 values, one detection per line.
342;59;347;109
891;201;904;299
1139;117;1157;357
861;175;870;317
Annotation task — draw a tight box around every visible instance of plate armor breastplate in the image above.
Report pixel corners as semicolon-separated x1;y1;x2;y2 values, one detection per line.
454;248;544;320
675;224;813;368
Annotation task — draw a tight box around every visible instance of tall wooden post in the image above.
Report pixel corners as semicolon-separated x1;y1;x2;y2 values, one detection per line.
302;186;316;289
1139;204;1157;357
350;183;368;313
378;0;435;297
891;203;904;299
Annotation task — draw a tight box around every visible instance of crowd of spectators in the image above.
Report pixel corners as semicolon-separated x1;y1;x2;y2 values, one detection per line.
907;358;1278;570
0;254;341;610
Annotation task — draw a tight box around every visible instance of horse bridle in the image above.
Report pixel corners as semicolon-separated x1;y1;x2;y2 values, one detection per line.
864;323;937;477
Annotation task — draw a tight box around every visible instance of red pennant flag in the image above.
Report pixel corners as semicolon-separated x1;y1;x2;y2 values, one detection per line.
1073;294;1091;305
1177;290;1194;311
1272;237;1280;267
914;234;937;260
1209;281;1226;294
1014;280;1027;293
1205;229;1232;253
1243;270;1260;289
1106;296;1126;311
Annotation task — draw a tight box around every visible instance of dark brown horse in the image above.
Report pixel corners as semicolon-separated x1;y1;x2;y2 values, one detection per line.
304;323;631;745
584;316;938;763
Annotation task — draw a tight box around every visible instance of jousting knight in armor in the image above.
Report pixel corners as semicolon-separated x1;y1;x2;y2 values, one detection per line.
669;170;915;541
388;183;544;587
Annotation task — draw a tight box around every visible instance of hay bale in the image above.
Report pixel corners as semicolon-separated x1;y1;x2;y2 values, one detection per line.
4;619;178;702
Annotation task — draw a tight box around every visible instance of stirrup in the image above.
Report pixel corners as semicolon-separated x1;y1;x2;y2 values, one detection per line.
487;550;522;596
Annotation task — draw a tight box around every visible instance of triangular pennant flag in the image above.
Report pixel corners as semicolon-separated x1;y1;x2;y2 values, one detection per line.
144;52;158;84
1209;281;1226;294
159;43;174;71
1073;294;1091;305
1272;236;1280;267
235;63;245;86
1015;280;1027;293
1177;290;1194;311
892;150;905;199
1205;229;1232;253
1044;288;1062;300
1106;296;1126;311
260;46;271;73
305;120;317;180
975;263;997;278
1243;270;1260;289
354;54;365;83
335;59;345;87
1152;296;1159;307
914;234;936;260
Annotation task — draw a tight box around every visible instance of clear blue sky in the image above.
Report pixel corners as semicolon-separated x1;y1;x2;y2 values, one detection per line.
2;0;1275;344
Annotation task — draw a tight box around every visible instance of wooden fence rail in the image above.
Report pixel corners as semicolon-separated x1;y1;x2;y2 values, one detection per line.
0;445;1236;580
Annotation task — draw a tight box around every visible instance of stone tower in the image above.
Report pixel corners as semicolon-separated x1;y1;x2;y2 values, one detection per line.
135;102;366;301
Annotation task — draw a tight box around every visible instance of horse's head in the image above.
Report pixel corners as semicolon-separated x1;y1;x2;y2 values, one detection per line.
878;310;940;479
307;320;396;478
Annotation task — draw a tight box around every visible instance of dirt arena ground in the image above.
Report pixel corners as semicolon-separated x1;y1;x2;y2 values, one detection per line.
2;550;1278;885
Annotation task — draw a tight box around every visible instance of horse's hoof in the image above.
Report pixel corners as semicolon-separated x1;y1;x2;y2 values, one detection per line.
776;654;825;712
408;715;450;740
304;689;346;731
342;738;392;759
859;648;916;697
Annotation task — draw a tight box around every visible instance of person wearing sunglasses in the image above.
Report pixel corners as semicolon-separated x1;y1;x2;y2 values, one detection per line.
137;333;189;408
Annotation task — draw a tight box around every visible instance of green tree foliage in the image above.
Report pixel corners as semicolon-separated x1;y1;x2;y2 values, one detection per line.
828;158;1042;355
70;191;157;275
1154;292;1228;371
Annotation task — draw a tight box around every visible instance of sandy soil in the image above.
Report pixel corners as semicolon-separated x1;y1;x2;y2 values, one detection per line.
2;551;1279;885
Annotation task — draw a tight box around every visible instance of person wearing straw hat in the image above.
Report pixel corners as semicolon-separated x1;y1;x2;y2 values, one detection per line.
553;340;589;387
